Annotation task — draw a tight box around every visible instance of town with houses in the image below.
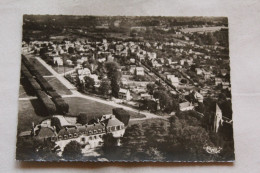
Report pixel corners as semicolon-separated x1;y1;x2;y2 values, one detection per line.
17;16;234;162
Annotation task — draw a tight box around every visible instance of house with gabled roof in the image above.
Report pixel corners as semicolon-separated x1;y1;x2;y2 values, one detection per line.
167;75;179;87
19;114;127;154
118;88;132;101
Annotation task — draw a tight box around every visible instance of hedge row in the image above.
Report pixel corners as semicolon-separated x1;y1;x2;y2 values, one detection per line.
22;54;69;115
21;64;33;79
35;90;56;115
21;64;41;90
47;90;61;99
52;97;69;114
22;56;54;91
27;78;42;90
22;55;41;76
22;55;35;71
34;74;54;91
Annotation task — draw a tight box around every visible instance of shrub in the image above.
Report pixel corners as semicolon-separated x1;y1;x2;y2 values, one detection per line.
62;141;82;160
29;68;41;76
21;64;28;72
47;90;61;99
76;113;98;125
112;108;130;126
53;97;69;114
35;74;54;91
36;90;56;115
22;55;31;66
22;70;33;79
22;56;41;76
27;78;42;90
21;64;33;79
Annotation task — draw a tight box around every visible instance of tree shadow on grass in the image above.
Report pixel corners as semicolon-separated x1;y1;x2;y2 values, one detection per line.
30;99;49;117
20;78;35;96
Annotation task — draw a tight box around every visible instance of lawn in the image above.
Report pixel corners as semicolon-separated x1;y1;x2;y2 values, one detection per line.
19;78;37;98
64;97;146;119
45;77;72;95
53;66;74;74
19;85;34;98
27;57;52;76
17;100;49;133
19;85;28;98
17;97;145;133
64;97;117;117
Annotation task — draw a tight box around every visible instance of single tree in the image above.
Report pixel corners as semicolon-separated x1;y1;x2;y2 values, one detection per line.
84;76;95;90
146;83;156;95
68;47;74;54
99;79;111;95
62;141;83;160
153;90;171;111
112;108;130;126
105;62;121;97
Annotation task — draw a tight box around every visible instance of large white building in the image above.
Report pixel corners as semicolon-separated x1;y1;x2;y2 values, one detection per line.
19;114;126;155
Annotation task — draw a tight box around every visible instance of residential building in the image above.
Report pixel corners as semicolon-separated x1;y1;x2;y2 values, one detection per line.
19;114;126;154
78;68;91;76
195;68;203;75
135;67;145;76
53;57;63;66
179;101;194;111
194;91;204;103
118;88;132;100
167;75;179;87
203;71;211;80
215;77;222;86
222;82;230;89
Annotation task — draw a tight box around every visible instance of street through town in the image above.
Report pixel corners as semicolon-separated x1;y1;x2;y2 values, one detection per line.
34;55;170;121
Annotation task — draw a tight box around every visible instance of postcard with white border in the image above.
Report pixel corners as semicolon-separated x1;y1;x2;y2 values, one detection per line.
16;15;234;162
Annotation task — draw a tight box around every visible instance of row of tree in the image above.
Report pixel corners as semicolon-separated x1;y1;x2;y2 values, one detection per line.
22;55;69;115
101;110;233;161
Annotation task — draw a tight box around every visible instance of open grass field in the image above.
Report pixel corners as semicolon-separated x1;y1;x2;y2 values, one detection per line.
17;96;145;133
64;97;145;119
64;97;114;116
19;85;28;98
18;78;36;98
53;66;74;74
19;85;34;98
17;100;48;133
27;56;52;76
45;77;72;95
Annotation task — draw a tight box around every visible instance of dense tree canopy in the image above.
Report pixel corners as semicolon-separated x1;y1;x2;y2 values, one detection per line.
104;62;122;97
99;79;111;95
62;141;83;160
84;76;95;90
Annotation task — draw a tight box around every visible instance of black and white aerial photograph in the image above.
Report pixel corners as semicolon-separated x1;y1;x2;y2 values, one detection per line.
16;15;234;162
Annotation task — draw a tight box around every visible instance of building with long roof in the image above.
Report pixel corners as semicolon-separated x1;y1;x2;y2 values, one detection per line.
19;114;126;152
